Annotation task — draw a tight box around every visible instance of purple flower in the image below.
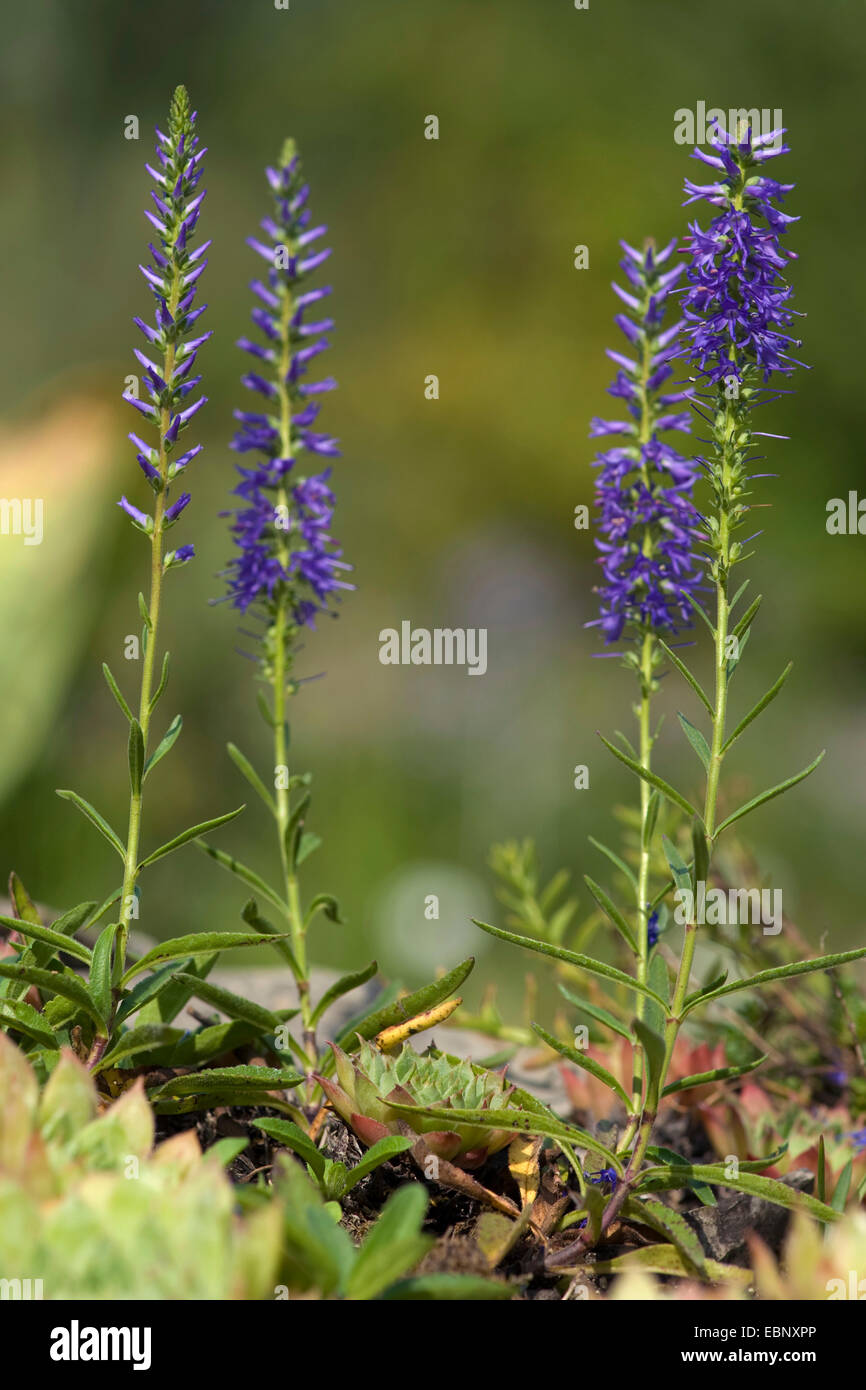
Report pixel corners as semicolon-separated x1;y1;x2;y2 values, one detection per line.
681;123;801;384
588;240;701;645
647;908;660;948
223;140;352;632
122;86;209;552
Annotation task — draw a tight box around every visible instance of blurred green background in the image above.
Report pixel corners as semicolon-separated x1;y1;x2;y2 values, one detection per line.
0;0;864;1009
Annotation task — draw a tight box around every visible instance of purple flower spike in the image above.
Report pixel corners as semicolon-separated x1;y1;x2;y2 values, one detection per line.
681;123;800;385
588;241;701;645
223;139;352;643
120;86;208;556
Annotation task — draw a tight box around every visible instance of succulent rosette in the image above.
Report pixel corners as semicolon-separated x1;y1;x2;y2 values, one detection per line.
315;1040;519;1170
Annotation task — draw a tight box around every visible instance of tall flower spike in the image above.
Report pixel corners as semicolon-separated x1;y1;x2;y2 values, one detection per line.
680;123;801;591
223;138;352;661
682;123;800;386
122;84;210;569
589;239;701;646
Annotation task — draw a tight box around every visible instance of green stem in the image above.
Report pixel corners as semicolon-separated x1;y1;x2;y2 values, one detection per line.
271;276;317;1086
116;266;182;984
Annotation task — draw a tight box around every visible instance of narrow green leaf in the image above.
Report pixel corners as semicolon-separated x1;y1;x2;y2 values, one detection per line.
305;893;345;927
387;1100;623;1173
685;591;715;636
473;920;666;1007
622;1195;709;1276
343;1136;413;1192
345;1184;433;1301
310;961;378;1026
240;898;301;975
128;718;145;796
102;663;133;721
633;1018;666;1093
96;1023;184;1072
381;1274;516;1301
831;1158;853;1213
583;876;637;952
120;930;288;986
149;651;170;713
677;712;710;771
295;831;322;867
138;591;152;629
55;790;126;859
635;1162;840;1224
558;985;633;1042
0;999;58;1049
227;742;276;814
692;819;710;889
645;1146;717;1206
195;843;289;917
659;641;714;716
642;790;660;850
254;1119;325;1179
661;835;692;897
532;1022;632;1110
334;957;475;1054
662;1053;767;1097
144;714;182;778
148;1066;303;1100
588;836;637;893
115;959;187;1024
598;734;702;823
681;946;866;1016
722;663;793;754
0;962;104;1027
89;920;119;1022
0;915;92;965
732;594;762;640
592;1244;749;1285
169;971;280;1032
138;805;245;869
